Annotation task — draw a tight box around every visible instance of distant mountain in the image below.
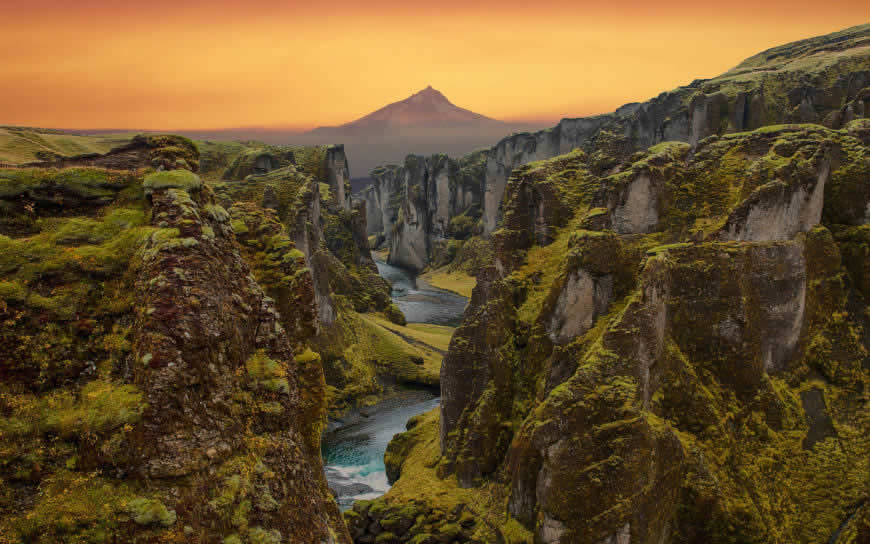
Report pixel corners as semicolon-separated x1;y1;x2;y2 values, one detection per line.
304;87;545;181
310;86;503;134
74;88;552;180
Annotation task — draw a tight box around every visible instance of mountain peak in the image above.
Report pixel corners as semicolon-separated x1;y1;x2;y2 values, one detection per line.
335;86;501;129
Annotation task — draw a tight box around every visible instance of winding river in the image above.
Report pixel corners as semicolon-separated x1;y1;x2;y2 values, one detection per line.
321;260;467;510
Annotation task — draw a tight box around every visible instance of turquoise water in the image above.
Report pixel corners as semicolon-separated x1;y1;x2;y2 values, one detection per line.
322;260;466;510
322;395;441;510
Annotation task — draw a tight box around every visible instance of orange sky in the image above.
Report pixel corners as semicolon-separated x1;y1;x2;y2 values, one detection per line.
1;1;864;130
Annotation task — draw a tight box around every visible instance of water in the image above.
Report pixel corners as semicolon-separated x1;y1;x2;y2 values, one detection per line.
322;259;467;510
322;394;440;510
375;260;468;326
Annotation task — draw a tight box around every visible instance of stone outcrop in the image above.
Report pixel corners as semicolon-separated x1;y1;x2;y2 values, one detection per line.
361;151;484;272
24;133;200;173
220;144;352;210
0;152;350;541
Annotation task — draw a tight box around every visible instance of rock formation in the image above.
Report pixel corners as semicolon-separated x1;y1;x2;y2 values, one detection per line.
361;151;484;272
356;120;868;544
0;144;350;541
352;25;869;543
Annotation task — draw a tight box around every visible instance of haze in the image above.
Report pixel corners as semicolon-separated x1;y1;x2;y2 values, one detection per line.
1;0;863;131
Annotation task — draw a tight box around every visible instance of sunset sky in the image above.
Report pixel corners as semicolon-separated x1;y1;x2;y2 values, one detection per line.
1;1;864;131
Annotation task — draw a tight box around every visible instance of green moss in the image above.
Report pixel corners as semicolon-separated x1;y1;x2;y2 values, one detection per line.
245;350;290;394
143;169;202;196
0;380;146;439
230;219;249;234
0;167;135;199
0;279;27;302
249;527;282;544
126;498;177;527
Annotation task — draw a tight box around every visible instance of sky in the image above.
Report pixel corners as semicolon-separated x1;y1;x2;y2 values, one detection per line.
1;1;864;131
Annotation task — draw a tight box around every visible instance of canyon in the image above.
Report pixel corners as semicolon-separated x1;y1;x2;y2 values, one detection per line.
0;22;868;544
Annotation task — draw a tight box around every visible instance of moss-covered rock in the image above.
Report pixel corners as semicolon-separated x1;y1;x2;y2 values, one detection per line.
143;169;202;197
0;161;350;543
432;121;869;543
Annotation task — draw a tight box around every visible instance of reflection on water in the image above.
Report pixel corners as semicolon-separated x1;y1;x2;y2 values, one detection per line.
375;260;468;326
322;259;466;510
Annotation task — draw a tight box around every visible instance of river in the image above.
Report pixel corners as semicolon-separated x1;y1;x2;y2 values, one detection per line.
321;260;467;510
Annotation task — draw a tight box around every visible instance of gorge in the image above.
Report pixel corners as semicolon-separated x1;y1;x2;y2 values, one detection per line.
0;22;868;544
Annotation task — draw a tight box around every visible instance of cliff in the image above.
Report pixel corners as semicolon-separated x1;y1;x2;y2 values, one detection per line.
361;150;485;272
349;24;870;544
359;24;869;274
481;23;869;234
0;144;350;541
350;119;869;544
210;156;437;415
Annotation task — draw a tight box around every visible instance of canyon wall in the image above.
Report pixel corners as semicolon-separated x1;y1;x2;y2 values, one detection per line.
361;151;484;272
361;24;869;271
0;145;351;542
349;24;870;544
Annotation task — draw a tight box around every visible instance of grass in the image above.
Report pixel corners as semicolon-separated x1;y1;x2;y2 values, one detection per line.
365;314;455;353
378;409;534;544
511;225;573;324
0;127;132;164
355;313;450;380
419;267;476;298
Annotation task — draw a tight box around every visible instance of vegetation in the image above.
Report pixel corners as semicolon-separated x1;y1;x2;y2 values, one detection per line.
0;127;131;164
420;267;476;298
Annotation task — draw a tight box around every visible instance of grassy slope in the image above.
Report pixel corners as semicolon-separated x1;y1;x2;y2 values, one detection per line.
356;313;451;379
419;267;476;298
0;128;135;164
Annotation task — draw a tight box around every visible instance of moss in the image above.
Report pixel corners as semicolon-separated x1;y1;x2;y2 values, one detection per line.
0;167;135;200
249;527;283;544
143;169;202;196
126;498;177;527
419;267;476;298
0;471;136;541
245;350;290;394
0;279;27;302
294;348;320;365
385;302;407;325
230;219;249;235
0;379;146;439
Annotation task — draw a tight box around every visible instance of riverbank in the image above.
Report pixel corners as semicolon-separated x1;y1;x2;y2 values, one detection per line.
419;266;476;298
322;258;468;511
323;392;440;510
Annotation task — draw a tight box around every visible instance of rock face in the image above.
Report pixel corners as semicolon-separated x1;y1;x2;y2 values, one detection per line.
220;143;352;210
433;121;869;543
357;24;868;273
361;151;484;272
211;161;405;415
480;23;868;234
0;149;350;541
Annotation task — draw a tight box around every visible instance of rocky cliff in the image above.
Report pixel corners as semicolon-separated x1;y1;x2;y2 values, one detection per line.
209;157;436;416
0;143;350;541
481;23;869;234
349;25;870;544
361;151;484;272
353;121;869;544
360;24;869;274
